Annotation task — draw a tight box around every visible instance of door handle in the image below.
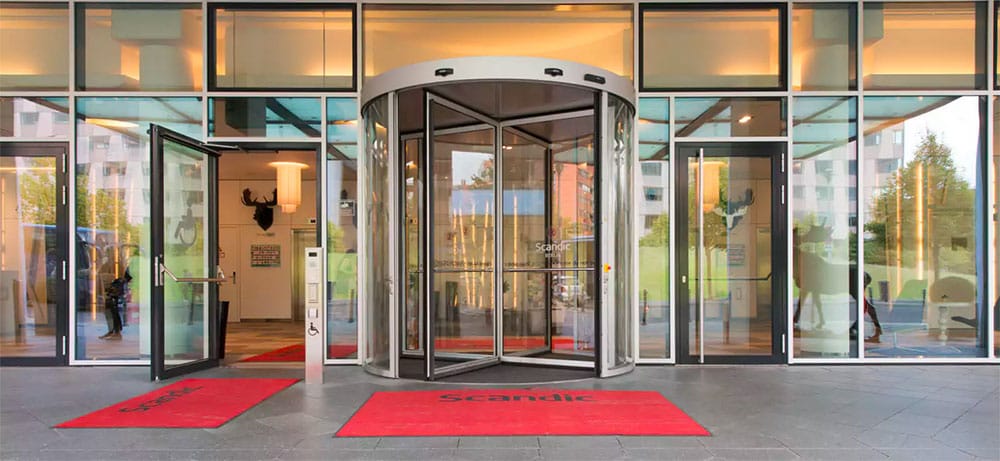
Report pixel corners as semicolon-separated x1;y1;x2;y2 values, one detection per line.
160;263;228;284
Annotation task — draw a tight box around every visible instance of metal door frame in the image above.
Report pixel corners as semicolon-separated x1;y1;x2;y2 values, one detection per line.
0;142;70;366
674;142;788;365
150;124;222;381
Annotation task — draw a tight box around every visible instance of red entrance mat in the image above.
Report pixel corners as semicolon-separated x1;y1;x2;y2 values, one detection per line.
336;389;710;437
55;378;298;428
240;344;358;362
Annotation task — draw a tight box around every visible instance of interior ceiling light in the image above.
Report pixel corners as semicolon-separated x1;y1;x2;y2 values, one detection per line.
86;118;138;128
269;161;308;214
738;115;753;124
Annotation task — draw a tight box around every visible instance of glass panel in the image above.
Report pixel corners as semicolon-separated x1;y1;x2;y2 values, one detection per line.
75;97;201;361
501;115;596;362
210;97;321;138
792;97;859;358
862;96;986;357
363;95;390;372
364;5;633;80
430;101;495;369
994;97;999;357
792;4;857;91
431;271;494;360
688;156;774;357
610;95;635;368
863;3;986;90
503;271;596;358
675;98;786;138
161;139;209;367
214;7;353;89
642;7;783;90
0;155;58;358
0;97;70;139
0;3;69;91
402;137;423;354
326;98;358;360
79;4;202;91
638;98;670;359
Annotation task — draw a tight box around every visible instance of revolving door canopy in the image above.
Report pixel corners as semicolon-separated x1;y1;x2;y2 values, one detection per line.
360;57;636;380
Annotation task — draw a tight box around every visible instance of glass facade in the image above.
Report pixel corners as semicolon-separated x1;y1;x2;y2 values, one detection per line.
213;6;354;90
363;5;633;80
0;97;70;139
74;97;201;361
862;3;986;90
0;3;70;91
862;96;985;357
326;98;358;360
792;97;858;358
78;3;203;91
642;6;784;90
791;4;857;91
637;98;670;359
209;97;322;138
675;98;786;138
0;1;996;366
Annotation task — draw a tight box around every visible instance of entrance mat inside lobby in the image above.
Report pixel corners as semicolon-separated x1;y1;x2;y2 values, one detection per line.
336;389;710;437
239;344;358;362
55;378;298;428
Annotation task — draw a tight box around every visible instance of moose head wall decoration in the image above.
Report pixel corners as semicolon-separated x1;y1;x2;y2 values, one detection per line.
241;188;278;231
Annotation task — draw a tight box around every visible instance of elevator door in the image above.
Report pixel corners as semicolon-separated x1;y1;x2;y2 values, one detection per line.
676;143;787;364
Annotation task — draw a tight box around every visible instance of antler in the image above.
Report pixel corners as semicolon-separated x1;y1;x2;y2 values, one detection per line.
241;188;259;206
264;189;278;206
242;188;278;207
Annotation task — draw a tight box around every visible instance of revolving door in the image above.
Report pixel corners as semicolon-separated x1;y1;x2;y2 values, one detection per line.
361;57;636;380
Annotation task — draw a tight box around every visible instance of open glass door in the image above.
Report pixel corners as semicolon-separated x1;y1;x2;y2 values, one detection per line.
150;125;222;381
424;93;500;380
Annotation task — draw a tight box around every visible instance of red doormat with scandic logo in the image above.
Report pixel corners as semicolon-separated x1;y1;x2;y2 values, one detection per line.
55;378;298;428
336;389;710;437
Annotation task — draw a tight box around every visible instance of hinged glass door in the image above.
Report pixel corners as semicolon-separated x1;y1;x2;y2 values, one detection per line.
424;93;501;380
676;143;787;364
150;125;221;381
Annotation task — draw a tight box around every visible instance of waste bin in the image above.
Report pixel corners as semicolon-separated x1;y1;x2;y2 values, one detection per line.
218;301;230;359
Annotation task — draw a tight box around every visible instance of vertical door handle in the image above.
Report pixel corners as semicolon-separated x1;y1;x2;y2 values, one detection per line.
697;148;706;364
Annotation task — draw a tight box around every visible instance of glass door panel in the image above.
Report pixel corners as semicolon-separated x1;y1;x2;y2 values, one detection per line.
677;144;786;364
425;95;498;379
362;96;394;376
501;115;598;363
600;95;635;376
500;128;548;356
0;144;68;365
150;125;219;380
402;137;424;355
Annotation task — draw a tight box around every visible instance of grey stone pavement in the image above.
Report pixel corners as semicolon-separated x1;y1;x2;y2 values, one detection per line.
1;364;998;460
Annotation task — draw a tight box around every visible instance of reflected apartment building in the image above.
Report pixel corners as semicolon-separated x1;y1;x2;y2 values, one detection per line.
0;1;997;377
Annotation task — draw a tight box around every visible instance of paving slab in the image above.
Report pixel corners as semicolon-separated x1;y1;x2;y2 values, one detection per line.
0;365;995;461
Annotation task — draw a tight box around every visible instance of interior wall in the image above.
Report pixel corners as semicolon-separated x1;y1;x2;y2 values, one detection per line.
219;177;317;320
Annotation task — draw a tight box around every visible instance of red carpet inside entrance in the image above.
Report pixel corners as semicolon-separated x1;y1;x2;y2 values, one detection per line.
336;389;710;437
55;378;298;428
239;344;358;362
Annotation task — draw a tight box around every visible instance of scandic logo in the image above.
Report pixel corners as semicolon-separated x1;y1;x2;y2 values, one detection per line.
118;386;204;412
439;393;594;402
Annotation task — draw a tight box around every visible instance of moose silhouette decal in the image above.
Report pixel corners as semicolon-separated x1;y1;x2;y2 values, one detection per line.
241;188;278;231
711;188;755;230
